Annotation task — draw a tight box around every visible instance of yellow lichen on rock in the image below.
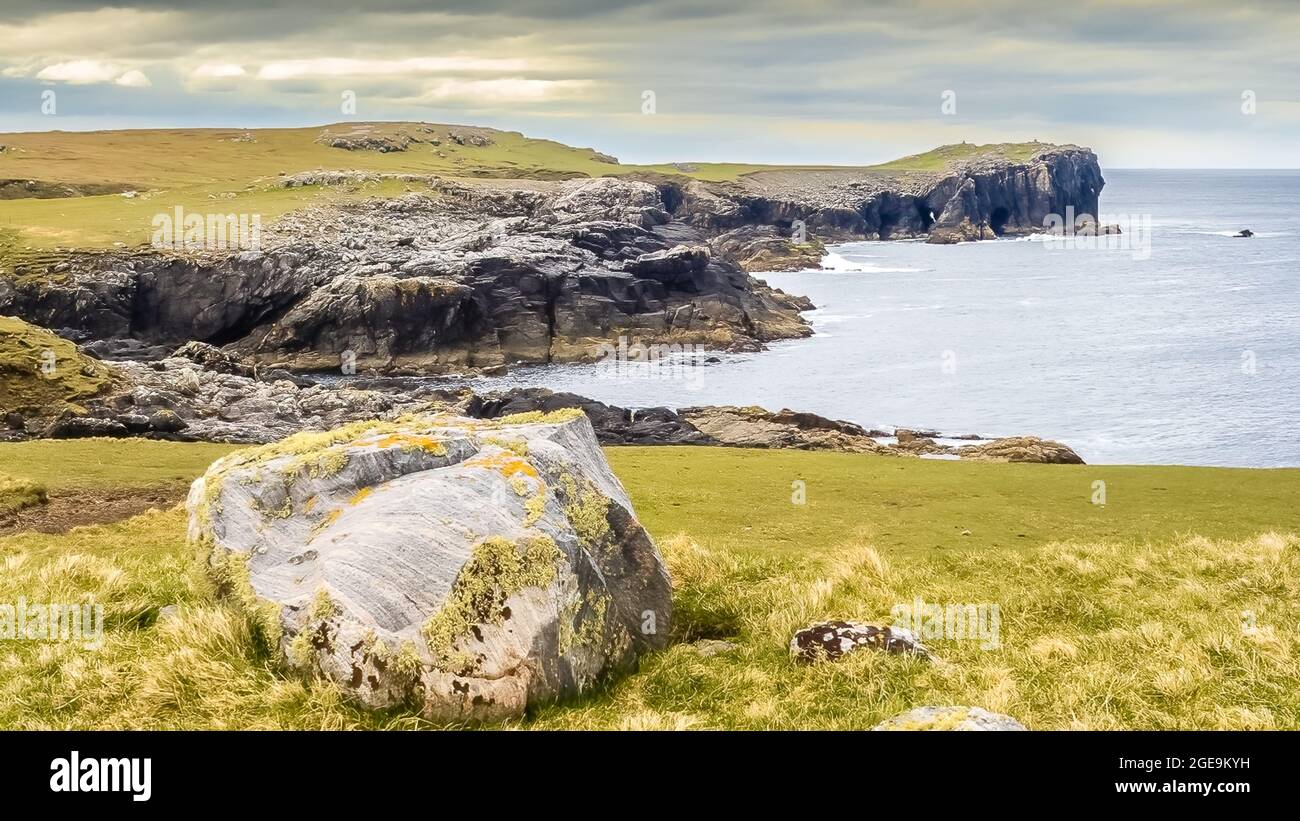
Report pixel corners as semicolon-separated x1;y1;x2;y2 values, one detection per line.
421;534;563;674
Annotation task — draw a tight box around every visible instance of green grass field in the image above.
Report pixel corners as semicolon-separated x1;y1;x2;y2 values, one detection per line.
0;439;1296;730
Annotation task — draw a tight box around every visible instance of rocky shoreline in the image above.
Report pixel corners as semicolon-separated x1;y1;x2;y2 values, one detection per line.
0;325;1084;463
0;140;1102;377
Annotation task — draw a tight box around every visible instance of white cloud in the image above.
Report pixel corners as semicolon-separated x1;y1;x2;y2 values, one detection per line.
192;63;246;79
256;56;529;80
35;59;120;84
418;77;592;103
115;69;152;87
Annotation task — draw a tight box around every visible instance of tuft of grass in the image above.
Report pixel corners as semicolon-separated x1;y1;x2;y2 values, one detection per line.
0;472;46;516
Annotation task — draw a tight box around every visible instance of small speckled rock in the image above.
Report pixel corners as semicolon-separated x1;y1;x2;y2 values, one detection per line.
790;620;930;663
872;706;1027;731
187;410;672;723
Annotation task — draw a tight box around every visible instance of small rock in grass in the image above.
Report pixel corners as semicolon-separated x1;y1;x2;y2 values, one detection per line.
690;639;738;658
790;620;930;663
872;705;1026;731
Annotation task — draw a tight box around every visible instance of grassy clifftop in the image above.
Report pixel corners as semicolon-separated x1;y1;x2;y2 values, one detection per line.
0;122;1055;255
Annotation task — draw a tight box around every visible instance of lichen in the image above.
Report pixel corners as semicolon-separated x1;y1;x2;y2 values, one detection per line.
559;588;611;656
559;475;612;549
349;487;373;506
496;408;585;425
480;435;529;457
421;534;563;674
523;493;546;527
466;449;539;480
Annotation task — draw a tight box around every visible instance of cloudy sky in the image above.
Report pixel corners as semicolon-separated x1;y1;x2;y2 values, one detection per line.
1;0;1297;167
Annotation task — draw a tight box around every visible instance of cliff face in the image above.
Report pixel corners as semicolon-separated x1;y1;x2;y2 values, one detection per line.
661;144;1104;258
0;143;1102;374
0;177;813;374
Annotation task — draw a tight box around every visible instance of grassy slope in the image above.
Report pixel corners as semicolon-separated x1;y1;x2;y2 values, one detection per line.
0;122;1045;256
0;315;115;415
0;439;1296;730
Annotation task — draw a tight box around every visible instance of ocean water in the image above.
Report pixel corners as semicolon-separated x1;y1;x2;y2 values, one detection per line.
449;170;1300;467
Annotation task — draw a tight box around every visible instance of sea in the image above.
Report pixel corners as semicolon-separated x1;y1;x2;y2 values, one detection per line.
424;170;1300;467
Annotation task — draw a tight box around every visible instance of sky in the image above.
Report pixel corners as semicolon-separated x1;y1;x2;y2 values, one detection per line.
1;0;1297;167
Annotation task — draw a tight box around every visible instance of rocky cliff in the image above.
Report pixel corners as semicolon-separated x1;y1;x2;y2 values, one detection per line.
0;131;1101;374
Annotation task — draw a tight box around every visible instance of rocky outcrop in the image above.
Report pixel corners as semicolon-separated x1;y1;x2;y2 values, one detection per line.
187;412;672;723
0;177;812;375
957;436;1084;464
872;706;1027;731
678;405;890;453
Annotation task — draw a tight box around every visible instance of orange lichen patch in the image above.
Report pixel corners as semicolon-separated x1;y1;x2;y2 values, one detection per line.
465;450;539;481
355;433;449;456
349;487;373;506
303;496;318;513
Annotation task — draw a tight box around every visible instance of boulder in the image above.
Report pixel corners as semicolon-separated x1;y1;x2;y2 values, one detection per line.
872;705;1027;731
680;406;889;453
957;436;1084;464
187;411;672;723
790;620;930;663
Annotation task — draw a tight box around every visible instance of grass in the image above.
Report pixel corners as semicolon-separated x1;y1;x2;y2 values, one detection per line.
0;438;237;491
5;439;1291;729
0;472;46;517
0;315;114;417
0;122;1050;254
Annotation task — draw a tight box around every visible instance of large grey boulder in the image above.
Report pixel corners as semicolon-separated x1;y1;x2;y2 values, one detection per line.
186;411;672;722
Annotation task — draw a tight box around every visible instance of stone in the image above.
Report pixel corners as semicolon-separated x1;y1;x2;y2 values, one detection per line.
148;408;188;433
957;436;1085;464
187;411;672;723
689;639;738;658
790;620;930;663
46;416;129;439
872;705;1027;731
680;406;889;453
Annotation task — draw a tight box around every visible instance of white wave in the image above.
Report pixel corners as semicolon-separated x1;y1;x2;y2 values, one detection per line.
818;250;925;273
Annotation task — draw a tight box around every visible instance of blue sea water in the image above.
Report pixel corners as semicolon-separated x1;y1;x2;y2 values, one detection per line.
451;170;1300;467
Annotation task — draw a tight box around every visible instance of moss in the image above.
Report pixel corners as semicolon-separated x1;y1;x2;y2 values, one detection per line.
392;641;424;685
0;316;114;417
421;534;563;674
496;408;585;425
559;588;611;656
309;589;340;621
